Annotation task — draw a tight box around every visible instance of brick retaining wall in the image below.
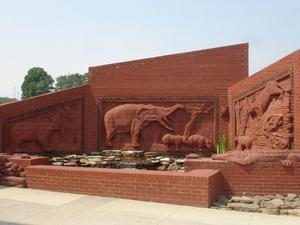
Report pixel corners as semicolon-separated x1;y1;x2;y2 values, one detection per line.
26;166;221;207
185;158;300;196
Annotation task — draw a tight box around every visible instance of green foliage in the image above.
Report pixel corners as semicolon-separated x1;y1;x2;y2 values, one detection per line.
0;97;17;105
216;134;227;154
55;73;88;90
21;67;54;99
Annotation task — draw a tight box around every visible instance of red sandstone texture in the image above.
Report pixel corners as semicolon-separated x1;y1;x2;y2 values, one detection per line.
26;166;221;207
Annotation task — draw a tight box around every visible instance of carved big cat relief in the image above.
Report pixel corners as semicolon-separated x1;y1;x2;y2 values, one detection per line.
234;74;293;151
4;100;83;153
101;100;217;152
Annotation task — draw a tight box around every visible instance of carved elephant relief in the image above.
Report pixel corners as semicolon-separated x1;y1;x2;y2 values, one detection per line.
104;104;184;148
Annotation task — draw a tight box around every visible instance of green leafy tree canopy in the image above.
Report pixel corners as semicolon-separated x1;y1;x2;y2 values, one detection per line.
0;97;17;105
21;67;54;99
55;73;88;90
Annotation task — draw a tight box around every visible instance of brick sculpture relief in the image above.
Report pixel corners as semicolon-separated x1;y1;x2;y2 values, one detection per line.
234;75;293;151
3;100;83;153
101;100;216;152
212;73;297;166
212;149;300;167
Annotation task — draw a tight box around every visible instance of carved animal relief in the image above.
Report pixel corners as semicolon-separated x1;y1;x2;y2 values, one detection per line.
102;102;215;152
234;75;293;151
4;101;83;153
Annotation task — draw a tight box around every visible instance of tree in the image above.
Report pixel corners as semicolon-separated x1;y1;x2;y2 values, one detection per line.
0;97;17;105
55;73;88;90
21;67;54;99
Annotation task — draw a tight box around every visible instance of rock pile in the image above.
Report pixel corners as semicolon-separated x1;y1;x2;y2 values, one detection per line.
0;156;25;177
212;192;300;216
0;156;26;187
50;150;185;171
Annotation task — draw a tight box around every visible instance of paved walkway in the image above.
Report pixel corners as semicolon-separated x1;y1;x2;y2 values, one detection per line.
0;186;299;225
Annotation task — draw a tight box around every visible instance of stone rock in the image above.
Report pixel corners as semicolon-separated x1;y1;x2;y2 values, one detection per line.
291;200;300;208
175;159;185;164
65;154;77;159
100;161;108;166
243;192;254;198
280;202;296;209
216;195;229;205
265;208;280;215
20;171;26;177
80;164;89;167
51;162;64;166
259;200;266;208
253;196;264;205
287;193;297;202
157;165;167;171
280;209;289;215
0;176;26;187
63;162;77;167
275;194;284;200
287;209;300;216
264;194;276;201
150;160;160;164
51;157;64;162
88;151;102;156
160;157;170;162
144;152;159;157
264;199;284;209
227;203;260;212
167;163;178;171
87;161;96;166
186;153;200;159
79;158;88;164
20;154;30;159
102;150;122;156
211;201;222;207
104;156;115;161
230;196;254;204
122;150;143;157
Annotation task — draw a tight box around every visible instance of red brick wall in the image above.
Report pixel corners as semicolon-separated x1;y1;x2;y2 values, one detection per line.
228;50;300;150
26;165;221;207
185;159;300;196
0;85;98;152
89;44;249;142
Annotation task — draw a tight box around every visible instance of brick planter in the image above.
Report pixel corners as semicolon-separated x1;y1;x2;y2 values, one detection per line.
26;166;221;207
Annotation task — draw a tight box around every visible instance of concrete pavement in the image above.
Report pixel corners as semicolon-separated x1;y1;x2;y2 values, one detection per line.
0;186;299;225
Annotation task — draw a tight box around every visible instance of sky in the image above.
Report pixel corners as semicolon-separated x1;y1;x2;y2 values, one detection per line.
0;0;299;98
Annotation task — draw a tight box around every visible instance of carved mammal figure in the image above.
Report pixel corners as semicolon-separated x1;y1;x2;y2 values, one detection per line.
9;108;71;152
212;150;300;167
162;134;188;150
249;80;284;116
104;104;184;148
10;120;61;152
187;135;212;151
235;136;253;151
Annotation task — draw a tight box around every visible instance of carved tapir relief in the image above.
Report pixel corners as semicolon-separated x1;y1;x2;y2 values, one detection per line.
233;75;293;151
4;100;83;153
101;101;216;152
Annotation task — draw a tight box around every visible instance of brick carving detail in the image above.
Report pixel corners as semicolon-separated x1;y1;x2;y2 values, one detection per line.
97;96;219;152
2;98;85;153
231;70;294;151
